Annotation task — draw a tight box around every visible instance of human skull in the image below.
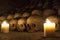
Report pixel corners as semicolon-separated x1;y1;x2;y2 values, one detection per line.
32;10;42;16
47;16;59;24
0;16;6;21
27;15;44;32
9;19;17;31
14;13;22;18
22;12;30;18
47;16;59;31
43;9;56;18
7;15;14;20
17;18;26;32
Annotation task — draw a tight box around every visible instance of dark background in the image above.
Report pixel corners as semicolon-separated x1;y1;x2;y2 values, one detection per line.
0;0;60;15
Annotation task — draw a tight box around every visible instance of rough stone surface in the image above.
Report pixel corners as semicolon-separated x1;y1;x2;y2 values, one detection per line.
0;32;60;40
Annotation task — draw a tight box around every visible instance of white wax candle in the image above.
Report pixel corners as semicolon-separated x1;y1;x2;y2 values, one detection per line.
44;19;55;37
1;21;9;33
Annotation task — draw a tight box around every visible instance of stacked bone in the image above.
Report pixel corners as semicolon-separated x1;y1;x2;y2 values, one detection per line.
0;0;60;32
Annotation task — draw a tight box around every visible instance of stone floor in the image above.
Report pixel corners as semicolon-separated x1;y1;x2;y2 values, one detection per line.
0;32;60;40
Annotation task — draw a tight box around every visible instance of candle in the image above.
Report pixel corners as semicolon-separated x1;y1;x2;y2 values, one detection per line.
44;19;55;37
1;21;9;33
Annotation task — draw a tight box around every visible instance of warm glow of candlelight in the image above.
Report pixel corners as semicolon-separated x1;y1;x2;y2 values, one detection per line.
1;21;9;33
44;19;55;37
46;19;51;23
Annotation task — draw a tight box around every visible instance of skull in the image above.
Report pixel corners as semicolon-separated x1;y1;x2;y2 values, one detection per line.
27;15;44;32
0;16;6;21
47;16;59;24
43;9;56;18
7;15;14;20
22;12;30;18
47;16;59;31
32;10;42;16
14;13;22;19
17;18;26;32
9;19;17;31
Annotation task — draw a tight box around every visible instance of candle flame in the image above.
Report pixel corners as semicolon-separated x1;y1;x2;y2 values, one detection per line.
2;21;9;26
46;19;51;23
1;21;9;33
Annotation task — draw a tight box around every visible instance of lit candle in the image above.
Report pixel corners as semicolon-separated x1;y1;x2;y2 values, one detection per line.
44;19;55;37
1;21;9;33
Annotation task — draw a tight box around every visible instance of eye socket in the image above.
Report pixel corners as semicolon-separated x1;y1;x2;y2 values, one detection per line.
27;24;29;27
19;24;23;27
27;24;36;27
12;24;14;27
32;24;36;27
19;24;26;27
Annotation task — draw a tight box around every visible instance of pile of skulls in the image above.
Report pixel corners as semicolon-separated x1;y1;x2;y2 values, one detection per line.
0;9;60;32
